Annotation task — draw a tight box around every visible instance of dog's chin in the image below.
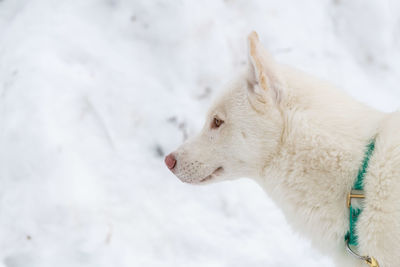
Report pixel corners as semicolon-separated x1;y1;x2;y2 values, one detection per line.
184;167;224;185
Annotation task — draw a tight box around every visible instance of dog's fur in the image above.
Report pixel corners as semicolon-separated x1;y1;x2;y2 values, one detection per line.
167;32;400;266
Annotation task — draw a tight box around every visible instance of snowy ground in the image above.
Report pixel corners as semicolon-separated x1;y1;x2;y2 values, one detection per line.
0;0;399;266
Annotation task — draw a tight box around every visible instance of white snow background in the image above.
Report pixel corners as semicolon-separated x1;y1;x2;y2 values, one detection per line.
0;0;400;266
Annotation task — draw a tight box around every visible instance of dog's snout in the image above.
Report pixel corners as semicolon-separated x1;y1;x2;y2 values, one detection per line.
165;153;177;170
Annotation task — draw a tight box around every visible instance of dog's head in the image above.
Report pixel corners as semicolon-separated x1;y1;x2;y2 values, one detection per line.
165;32;287;184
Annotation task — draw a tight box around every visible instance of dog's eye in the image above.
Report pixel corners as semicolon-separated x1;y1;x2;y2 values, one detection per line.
211;117;224;129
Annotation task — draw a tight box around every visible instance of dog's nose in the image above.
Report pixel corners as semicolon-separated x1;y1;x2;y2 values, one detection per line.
165;153;176;170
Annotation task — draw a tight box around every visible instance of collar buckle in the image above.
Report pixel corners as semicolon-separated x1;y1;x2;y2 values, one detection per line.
347;189;365;208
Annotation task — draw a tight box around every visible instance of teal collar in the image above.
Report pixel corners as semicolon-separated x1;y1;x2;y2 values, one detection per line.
345;139;375;246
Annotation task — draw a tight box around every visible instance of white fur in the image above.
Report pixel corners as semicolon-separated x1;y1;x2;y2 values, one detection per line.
167;32;399;266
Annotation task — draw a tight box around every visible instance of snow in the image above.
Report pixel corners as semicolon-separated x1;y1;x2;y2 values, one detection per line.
0;0;399;266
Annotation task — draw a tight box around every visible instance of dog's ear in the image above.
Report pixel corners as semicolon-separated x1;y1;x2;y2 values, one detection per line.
247;31;282;107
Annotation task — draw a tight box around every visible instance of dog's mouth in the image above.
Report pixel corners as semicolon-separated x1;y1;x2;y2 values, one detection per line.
199;167;224;183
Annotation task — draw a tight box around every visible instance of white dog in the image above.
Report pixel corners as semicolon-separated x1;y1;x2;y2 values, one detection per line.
165;31;400;267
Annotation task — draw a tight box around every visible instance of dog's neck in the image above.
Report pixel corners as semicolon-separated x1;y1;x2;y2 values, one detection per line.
255;70;384;253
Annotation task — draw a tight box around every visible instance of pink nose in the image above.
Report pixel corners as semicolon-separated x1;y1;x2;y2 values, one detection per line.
165;153;176;170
